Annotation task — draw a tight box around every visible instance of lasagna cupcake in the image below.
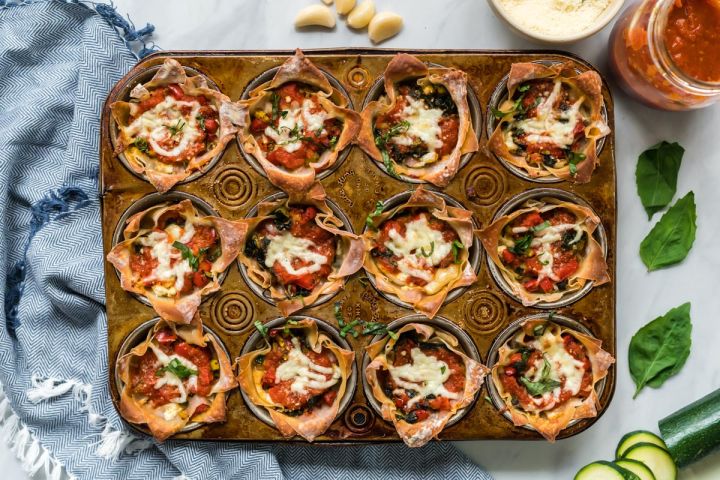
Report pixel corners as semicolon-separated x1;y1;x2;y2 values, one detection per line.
239;49;361;192
358;53;479;186
364;323;488;447
363;187;477;318
111;58;244;192
490;318;614;441
488;62;610;183
239;184;364;316
107;199;245;323
479;196;609;306
116;317;237;441
236;318;355;442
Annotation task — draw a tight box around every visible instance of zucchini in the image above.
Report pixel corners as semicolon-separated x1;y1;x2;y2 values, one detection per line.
616;430;668;458
622;443;677;480
659;388;720;468
574;460;640;480
615;459;656;480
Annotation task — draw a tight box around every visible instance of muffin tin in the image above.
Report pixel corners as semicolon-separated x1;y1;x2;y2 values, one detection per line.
100;49;616;442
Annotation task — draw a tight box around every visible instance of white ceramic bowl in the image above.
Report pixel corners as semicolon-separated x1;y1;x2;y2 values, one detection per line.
487;0;626;44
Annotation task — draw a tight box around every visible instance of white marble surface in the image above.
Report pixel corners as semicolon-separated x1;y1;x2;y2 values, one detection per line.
3;0;720;479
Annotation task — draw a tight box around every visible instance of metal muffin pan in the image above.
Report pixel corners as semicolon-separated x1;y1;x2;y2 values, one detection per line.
109;64;226;186
485;187;608;309
237;315;358;432
485;312;608;432
361;62;483;184
361;314;483;428
115;317;233;435
361;189;483;310
100;49;616;442
485;59;609;183
237;191;355;309
110;190;227;308
236;65;355;182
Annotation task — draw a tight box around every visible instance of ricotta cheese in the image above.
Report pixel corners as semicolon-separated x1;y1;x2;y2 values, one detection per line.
264;232;329;276
275;337;341;395
496;0;612;38
388;347;461;408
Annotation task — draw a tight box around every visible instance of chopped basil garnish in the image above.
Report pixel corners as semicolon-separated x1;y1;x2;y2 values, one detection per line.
132;137;150;153
510;234;533;255
168;119;185;137
519;357;561;397
532;221;550;232
196;114;206;131
419;241;435;258
532;323;546;337
254;320;269;339
440;365;447;374
365;201;385;230
568;151;586;176
270;92;281;121
451;240;464;264
159;358;197;380
381;150;401;179
172;241;200;271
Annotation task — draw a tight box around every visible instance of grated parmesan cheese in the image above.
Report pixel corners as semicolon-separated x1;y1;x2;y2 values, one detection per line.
497;0;611;37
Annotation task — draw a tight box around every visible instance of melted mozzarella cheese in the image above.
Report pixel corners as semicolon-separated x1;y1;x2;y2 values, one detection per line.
513;222;582;283
137;231;194;296
503;80;585;149
388;347;461;408
127;95;204;158
149;344;199;405
262;98;328;153
264;232;329;276
275;337;340;395
384;215;453;282
528;333;587;406
391;96;444;152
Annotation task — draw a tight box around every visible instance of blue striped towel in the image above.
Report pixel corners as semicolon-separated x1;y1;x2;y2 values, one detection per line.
0;1;493;479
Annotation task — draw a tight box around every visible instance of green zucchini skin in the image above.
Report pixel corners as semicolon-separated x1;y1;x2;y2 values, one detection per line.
659;388;720;468
615;459;656;480
616;431;668;458
574;460;640;480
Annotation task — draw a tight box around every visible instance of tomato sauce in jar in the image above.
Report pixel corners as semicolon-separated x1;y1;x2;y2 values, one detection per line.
609;0;720;110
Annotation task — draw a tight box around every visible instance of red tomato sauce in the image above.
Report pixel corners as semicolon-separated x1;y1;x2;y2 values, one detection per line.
664;0;720;83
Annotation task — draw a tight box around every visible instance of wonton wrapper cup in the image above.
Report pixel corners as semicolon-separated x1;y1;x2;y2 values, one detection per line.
363;318;488;447
486;313;614;442
487;61;610;183
236;317;356;442
237;49;361;193
107;196;246;324
110;58;245;192
358;53;480;186
362;187;479;318
116;316;238;441
237;183;365;317
479;188;609;308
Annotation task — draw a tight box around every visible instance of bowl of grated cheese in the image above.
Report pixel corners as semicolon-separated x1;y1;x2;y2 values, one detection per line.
487;0;625;44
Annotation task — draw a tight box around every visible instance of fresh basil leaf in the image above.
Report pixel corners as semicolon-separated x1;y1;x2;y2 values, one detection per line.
518;84;531;92
361;322;397;339
491;106;509;119
532;221;550;232
510;234;533;255
381;150;401;179
270;92;281;121
440;365;446;374
636;141;684;219
639;191;697;271
173;241;199;271
365;201;385;230
520;358;561;397
132;137;149;153
160;358;197;380
629;302;692;398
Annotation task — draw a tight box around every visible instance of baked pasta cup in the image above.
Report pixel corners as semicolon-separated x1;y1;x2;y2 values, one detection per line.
117;317;237;441
236;318;355;442
365;323;488;447
479;197;609;306
107;199;245;324
358;54;479;186
111;58;244;192
490;318;614;442
488;62;610;183
239;184;364;316
363;187;477;318
239;49;361;192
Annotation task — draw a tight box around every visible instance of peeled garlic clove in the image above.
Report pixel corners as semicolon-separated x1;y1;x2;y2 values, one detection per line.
322;0;333;4
335;0;355;15
295;5;336;28
347;0;375;29
368;11;403;43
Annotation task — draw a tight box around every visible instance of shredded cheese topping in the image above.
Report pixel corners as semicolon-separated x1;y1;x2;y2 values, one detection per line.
275;337;340;395
264;232;328;276
149;344;199;406
384;215;453;283
262;98;328;153
389;347;461;408
390;96;444;166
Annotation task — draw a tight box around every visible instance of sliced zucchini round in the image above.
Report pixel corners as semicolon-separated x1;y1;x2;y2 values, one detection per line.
621;443;677;480
616;431;668;458
615;459;656;480
574;460;640;480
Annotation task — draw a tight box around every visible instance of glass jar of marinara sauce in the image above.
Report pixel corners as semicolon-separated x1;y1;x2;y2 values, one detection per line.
609;0;720;110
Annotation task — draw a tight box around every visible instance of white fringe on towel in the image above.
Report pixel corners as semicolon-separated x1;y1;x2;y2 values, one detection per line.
0;382;76;480
26;374;151;461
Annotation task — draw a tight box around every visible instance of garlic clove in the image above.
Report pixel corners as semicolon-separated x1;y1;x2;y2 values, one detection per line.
368;11;403;43
335;0;355;15
295;4;336;28
347;0;375;29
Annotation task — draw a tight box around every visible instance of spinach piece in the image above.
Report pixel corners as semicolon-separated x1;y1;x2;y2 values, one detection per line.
567;151;586;176
132;137;150;153
451;240;464;264
365;201;385;230
173;241;199;271
159;358;197;380
520;358;561;397
273;208;292;230
635;141;685;219
629;302;692;398
639;191;696;271
510;234;533;255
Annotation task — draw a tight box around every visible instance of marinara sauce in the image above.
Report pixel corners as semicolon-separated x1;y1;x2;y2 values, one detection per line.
609;0;720;110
